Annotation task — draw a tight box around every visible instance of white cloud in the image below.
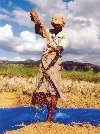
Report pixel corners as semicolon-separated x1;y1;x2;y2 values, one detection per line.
27;0;48;8
67;0;100;60
1;56;8;60
69;0;100;18
26;0;67;28
68;0;100;28
0;24;46;53
13;56;25;61
0;7;9;14
63;53;100;66
67;21;99;50
62;54;83;63
0;14;10;20
31;56;40;61
0;55;25;61
0;8;32;27
20;31;36;43
0;24;13;40
12;9;32;27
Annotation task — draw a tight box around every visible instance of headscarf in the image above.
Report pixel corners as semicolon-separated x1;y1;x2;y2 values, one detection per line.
51;13;66;27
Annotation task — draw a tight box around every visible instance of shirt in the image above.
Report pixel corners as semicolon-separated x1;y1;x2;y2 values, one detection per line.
44;29;69;50
49;29;69;49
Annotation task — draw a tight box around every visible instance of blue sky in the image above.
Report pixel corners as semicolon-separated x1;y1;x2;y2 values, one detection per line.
0;0;100;65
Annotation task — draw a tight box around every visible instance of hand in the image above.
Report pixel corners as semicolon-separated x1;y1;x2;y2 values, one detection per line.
48;46;56;53
30;10;41;24
56;46;63;52
48;46;63;53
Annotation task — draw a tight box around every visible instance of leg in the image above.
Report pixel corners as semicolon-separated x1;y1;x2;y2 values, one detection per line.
47;95;58;122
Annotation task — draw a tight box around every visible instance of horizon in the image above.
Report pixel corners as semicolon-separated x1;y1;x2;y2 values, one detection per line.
0;58;100;67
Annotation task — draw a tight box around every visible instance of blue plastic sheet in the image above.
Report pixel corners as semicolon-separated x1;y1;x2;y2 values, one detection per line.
0;105;100;134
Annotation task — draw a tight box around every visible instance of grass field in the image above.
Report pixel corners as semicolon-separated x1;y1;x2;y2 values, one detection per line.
0;64;38;77
0;64;100;83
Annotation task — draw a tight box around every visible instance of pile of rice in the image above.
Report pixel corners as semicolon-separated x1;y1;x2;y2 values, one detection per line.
0;92;20;108
6;122;100;134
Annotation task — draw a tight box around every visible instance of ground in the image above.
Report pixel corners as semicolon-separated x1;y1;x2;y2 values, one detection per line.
0;76;100;134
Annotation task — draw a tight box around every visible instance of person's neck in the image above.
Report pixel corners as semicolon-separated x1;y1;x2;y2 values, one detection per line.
54;29;62;35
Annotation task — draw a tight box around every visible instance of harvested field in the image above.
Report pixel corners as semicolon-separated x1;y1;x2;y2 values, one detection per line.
0;76;100;108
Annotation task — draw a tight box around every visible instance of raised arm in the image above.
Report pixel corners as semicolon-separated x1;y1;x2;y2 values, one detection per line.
30;10;47;38
30;10;58;50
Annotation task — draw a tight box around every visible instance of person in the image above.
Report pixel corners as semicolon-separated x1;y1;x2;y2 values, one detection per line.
30;10;69;122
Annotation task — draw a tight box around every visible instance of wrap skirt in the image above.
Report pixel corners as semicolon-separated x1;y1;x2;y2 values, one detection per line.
34;47;64;99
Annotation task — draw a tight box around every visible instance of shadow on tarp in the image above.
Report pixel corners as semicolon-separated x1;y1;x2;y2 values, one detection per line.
0;105;100;134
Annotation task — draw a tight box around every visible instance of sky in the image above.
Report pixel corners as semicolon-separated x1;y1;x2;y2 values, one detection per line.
0;0;100;66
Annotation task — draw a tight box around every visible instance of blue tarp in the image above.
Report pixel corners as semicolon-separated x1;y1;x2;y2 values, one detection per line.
0;105;100;134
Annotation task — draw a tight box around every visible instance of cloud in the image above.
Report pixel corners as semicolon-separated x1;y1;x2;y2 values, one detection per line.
27;0;48;7
0;7;9;14
0;24;46;54
0;55;41;61
31;55;41;61
82;53;100;66
0;7;10;21
1;56;8;60
0;14;10;20
13;56;25;61
62;54;84;63
0;0;100;65
20;31;36;42
66;0;100;65
0;55;25;61
0;7;32;27
67;21;99;50
25;0;67;28
0;24;13;41
68;0;100;29
12;9;32;27
69;0;100;18
63;53;100;66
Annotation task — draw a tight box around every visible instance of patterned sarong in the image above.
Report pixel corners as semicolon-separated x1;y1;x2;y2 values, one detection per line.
35;47;64;98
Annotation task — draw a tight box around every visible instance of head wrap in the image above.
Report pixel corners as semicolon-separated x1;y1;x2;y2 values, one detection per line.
51;13;66;27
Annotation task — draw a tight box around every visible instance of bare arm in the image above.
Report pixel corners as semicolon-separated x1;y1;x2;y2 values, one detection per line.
34;24;44;37
30;10;46;37
30;10;58;49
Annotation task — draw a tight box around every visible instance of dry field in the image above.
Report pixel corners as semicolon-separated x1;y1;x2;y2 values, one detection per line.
0;75;100;108
0;75;100;134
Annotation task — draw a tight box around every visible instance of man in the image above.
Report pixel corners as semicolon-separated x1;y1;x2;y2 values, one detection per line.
30;10;69;122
